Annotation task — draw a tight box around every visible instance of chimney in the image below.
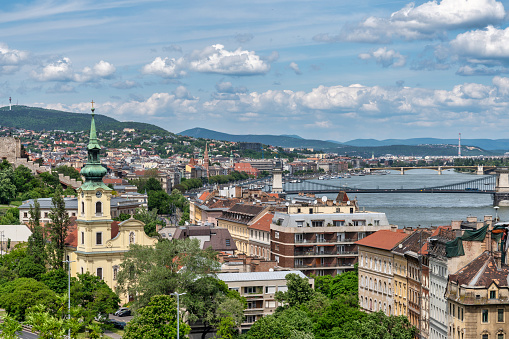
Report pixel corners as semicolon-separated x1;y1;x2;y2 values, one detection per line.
494;251;502;270
451;221;462;230
467;216;477;223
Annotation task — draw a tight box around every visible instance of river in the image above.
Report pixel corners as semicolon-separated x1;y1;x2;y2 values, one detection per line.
296;169;505;228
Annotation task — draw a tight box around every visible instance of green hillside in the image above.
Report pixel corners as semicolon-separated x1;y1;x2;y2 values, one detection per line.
0;105;168;134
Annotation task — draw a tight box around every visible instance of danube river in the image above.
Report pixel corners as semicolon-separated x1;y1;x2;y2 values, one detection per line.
300;169;507;228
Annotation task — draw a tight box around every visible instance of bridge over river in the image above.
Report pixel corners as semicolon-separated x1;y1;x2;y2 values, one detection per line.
282;175;497;195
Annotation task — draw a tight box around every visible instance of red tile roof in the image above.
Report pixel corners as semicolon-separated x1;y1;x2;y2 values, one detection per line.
355;230;409;250
64;217;78;247
111;221;120;239
250;213;273;232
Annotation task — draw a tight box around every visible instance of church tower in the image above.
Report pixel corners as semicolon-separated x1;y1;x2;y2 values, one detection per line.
203;142;209;177
71;103;157;302
75;103;114;277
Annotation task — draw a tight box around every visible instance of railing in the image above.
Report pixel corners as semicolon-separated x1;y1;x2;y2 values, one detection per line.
295;238;338;244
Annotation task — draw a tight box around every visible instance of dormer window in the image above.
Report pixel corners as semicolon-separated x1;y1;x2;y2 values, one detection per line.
490;290;497;299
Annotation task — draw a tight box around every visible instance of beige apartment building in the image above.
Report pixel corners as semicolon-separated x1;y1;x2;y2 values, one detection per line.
357;230;409;315
217;270;314;332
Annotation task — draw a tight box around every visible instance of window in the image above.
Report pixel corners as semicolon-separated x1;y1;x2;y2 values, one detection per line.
498;309;504;323
96;201;102;215
81;231;85;245
113;267;118;280
44;212;48;218
311;220;324;227
96;232;102;245
482;335;488;339
246;315;256;323
275;231;279;239
316;234;325;243
334;220;345;226
225;239;230;246
81;267;84;274
96;267;103;279
353;220;365;226
374;220;380;226
296;221;304;227
265;286;276;294
491;290;497;299
244;286;258;294
482;309;489;323
23;212;28;218
81;202;85;214
498;334;504;339
295;234;304;243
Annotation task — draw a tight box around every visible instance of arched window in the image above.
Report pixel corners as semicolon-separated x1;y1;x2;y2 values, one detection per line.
384;282;387;294
374;280;378;292
113;266;118;280
96;201;102;215
81;201;85;215
129;232;135;244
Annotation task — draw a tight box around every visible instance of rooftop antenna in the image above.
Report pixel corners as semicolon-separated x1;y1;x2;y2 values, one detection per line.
9;97;11;110
458;133;461;157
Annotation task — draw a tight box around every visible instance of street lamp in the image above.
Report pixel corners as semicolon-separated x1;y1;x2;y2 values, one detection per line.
0;230;4;256
495;206;500;222
171;292;186;339
63;258;75;339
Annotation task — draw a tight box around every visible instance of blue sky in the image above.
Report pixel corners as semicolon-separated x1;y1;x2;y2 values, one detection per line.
1;0;509;141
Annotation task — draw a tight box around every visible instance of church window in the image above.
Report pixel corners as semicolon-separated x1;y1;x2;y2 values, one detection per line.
81;232;85;245
96;267;103;279
82;202;85;215
96;232;102;245
113;266;118;280
129;232;135;244
81;267;84;274
96;202;102;215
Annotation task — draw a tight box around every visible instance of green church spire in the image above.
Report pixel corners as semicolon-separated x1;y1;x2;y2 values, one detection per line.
79;101;109;188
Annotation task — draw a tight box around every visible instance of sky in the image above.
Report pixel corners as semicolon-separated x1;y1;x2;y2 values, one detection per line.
1;0;509;142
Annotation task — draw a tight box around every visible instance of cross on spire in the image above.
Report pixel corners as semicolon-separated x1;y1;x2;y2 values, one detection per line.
91;100;95;114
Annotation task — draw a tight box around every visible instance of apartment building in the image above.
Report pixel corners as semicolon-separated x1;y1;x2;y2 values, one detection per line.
447;251;509;339
271;193;394;276
217;270;314;332
249;213;272;260
357;230;409;315
217;204;268;255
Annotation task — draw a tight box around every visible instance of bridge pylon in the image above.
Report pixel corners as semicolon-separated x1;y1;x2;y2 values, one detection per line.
438;166;442;175
477;165;484;175
494;168;509;206
400;167;405;175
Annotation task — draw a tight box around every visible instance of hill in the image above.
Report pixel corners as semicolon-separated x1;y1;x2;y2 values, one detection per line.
0;105;168;134
344;138;509;151
179;127;341;149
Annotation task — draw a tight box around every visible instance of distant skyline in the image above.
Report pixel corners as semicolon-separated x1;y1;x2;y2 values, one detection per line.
1;0;509;141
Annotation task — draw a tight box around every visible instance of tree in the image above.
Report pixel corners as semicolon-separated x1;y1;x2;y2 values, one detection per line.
0;278;58;321
123;295;190;339
275;273;315;308
0;167;16;204
25;304;66;339
13;165;35;194
40;268;68;294
145;177;163;192
184;277;245;339
242;307;314;339
0;207;19;225
116;238;220;309
26;199;47;276
70;272;120;324
47;185;71;269
335;311;417;339
0;315;22;339
134;206;164;236
148;190;171;214
314;269;358;299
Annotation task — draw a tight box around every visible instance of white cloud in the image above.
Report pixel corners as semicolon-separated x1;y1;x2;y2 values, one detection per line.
189;44;271;75
0;43;28;67
141;56;186;78
451;26;509;60
359;47;406;68
315;0;506;43
289;62;302;75
32;58;116;82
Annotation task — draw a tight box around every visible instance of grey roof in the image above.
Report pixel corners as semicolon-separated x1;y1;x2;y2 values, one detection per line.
217;270;307;282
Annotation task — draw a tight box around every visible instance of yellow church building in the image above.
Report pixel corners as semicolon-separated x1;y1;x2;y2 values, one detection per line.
66;105;157;303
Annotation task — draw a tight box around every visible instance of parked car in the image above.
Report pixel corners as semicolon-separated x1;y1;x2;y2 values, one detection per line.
115;308;131;317
108;319;126;329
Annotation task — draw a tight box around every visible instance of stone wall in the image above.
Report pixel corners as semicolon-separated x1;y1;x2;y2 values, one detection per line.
0;137;21;162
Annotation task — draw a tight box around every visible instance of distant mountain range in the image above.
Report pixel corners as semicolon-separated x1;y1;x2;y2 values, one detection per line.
343;138;509;151
0;105;168;133
179;127;340;150
180;128;509;152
